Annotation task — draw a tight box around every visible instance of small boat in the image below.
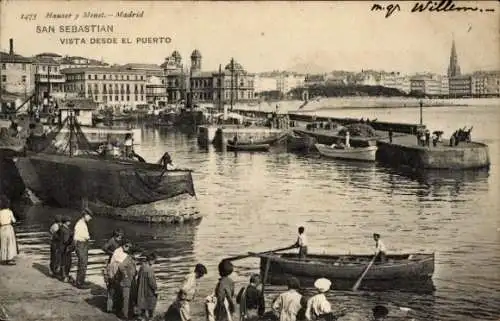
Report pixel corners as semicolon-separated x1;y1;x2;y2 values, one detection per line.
315;143;377;162
254;252;434;286
226;141;270;152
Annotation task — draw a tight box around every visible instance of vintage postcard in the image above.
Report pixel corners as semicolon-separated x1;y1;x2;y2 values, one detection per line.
0;1;499;321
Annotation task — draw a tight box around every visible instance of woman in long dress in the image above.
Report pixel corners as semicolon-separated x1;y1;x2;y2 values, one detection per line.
0;195;18;265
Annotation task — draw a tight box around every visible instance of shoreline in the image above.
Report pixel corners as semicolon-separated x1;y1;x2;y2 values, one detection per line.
0;254;119;321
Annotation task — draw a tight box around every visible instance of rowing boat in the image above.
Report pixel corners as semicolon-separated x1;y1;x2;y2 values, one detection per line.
254;252;434;285
315;143;377;162
227;142;270;152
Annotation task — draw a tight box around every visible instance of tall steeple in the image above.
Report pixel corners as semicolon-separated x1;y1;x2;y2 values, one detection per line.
447;37;461;78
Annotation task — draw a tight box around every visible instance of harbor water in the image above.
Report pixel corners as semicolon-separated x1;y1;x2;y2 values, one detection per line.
11;104;500;320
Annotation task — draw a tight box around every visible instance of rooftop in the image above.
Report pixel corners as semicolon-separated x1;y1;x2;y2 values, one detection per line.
121;63;162;70
61;66;148;74
0;51;32;63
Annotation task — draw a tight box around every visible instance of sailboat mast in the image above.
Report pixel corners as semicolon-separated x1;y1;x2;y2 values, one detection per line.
230;58;234;111
218;64;222;112
69;109;74;157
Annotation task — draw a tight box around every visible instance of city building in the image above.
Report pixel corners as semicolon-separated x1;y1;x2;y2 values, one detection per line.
276;73;305;94
188;52;255;105
410;73;448;97
33;53;65;100
0;39;34;97
379;72;411;94
449;75;472;97
157;50;187;105
471;71;500;97
59;55;109;70
62;66;148;109
304;74;327;86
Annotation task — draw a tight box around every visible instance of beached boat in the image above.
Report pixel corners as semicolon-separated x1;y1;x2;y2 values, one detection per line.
315;143;377;162
255;252;434;285
227;141;270;152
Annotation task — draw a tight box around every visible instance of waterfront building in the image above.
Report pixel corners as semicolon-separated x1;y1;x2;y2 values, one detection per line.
379;72;411;94
471;71;500;97
33;53;66;100
189;52;255;105
158;51;187;105
410;73;448;97
449;75;472;98
0;39;35;97
62;66;148;109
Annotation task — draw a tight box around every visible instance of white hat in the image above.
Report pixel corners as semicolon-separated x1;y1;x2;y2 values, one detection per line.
314;278;331;293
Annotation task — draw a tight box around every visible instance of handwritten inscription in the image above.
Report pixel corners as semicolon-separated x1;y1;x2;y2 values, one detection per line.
371;0;496;18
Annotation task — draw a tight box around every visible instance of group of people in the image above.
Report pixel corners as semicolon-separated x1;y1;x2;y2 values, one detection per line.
48;209;93;289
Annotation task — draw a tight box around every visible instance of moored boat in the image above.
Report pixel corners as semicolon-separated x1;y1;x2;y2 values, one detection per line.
286;132;316;153
255;252;434;286
227;141;270;152
315;143;377;162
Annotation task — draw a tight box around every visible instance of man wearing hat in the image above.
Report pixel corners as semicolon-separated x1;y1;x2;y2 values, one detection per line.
73;208;92;289
49;214;62;277
58;216;74;282
305;278;332;321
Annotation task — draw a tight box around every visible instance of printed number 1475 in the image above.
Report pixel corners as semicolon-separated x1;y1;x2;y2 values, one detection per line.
20;14;37;21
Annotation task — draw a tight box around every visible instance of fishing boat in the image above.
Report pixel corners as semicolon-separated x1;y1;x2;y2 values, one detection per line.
315;143;377;162
226;141;270;152
14;109;197;211
254;252;434;285
286;132;316;153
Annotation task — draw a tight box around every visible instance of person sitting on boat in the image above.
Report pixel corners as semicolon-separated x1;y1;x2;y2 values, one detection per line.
305;278;332;321
293;226;308;260
123;133;134;158
236;274;265;321
232;135;238;145
272;277;302;321
373;233;387;263
344;131;350;148
159;151;176;170
249;136;255;144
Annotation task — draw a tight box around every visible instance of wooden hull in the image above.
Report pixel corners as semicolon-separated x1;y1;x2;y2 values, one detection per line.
259;253;434;287
286;133;316;153
315;143;377;162
227;143;270;152
14;153;196;208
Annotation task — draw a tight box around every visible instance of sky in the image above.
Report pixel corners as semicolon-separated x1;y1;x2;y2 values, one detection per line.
1;0;499;74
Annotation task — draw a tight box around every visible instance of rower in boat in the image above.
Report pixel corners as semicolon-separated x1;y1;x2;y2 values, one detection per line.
293;226;308;260
123;133;133;158
373;233;387;263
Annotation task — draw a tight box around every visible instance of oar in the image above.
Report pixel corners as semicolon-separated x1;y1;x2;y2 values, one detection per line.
352;255;377;291
224;245;295;262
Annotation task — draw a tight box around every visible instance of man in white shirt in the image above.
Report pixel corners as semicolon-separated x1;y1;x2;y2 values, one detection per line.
373;233;387;263
73;208;92;289
294;226;308;260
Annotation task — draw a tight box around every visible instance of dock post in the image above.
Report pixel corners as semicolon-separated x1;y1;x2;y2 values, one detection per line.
261;257;272;302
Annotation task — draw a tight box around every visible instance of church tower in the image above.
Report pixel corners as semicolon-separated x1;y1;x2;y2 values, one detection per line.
447;38;461;78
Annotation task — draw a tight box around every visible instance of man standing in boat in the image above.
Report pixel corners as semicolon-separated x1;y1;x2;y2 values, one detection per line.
373;233;387;263
294;226;308;260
